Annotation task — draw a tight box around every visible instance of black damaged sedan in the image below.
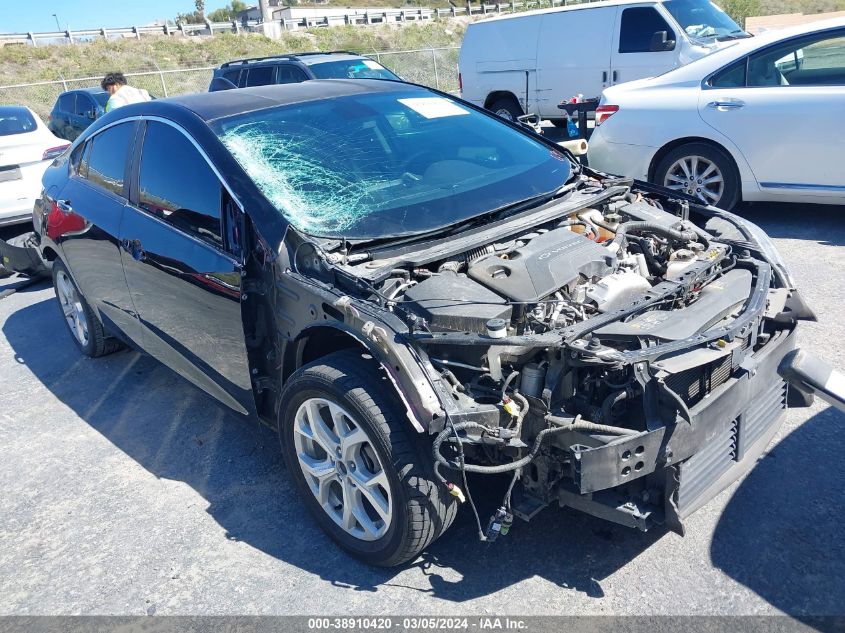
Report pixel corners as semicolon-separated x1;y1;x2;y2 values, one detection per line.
32;80;837;566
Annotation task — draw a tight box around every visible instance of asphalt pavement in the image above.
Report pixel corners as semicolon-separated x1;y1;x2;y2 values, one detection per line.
0;202;843;617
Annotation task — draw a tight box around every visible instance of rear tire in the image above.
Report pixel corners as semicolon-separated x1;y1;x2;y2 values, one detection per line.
52;259;121;358
654;142;740;210
279;350;457;567
488;96;523;122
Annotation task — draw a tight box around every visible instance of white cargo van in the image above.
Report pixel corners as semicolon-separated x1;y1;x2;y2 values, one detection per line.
459;0;748;123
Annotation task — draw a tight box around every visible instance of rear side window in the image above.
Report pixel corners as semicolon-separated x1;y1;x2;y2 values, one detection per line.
619;7;674;53
244;65;275;87
74;95;94;117
277;65;309;84
223;69;241;85
0;106;37;136
85;122;136;196
710;59;747;87
57;93;76;113
138;121;223;248
747;29;845;87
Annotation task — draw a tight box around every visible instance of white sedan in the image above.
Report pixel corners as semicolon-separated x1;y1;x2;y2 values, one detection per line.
0;106;69;227
588;17;845;209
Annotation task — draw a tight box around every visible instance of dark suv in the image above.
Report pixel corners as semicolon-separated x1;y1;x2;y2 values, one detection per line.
47;88;110;141
208;51;400;91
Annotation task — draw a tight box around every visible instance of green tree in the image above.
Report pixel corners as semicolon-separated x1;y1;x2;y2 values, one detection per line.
208;1;248;22
719;0;763;28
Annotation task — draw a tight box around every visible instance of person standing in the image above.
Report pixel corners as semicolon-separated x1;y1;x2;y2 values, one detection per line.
101;72;151;112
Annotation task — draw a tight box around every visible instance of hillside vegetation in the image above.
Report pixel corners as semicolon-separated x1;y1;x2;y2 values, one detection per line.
0;22;466;86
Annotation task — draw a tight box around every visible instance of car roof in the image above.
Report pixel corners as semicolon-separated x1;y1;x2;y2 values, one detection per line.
219;51;365;69
62;87;108;96
118;79;418;123
473;0;664;24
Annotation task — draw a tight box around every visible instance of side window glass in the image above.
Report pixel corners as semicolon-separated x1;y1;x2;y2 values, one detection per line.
138;121;223;249
244;65;274;87
277;65;308;84
619;7;674;53
749;30;845;87
223;69;241;85
85;122;136;196
73;96;93;117
70;141;88;176
57;93;76;113
710;59;747;87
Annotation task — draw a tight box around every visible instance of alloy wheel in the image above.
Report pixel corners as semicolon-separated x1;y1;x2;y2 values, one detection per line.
293;397;392;541
663;155;724;206
495;108;515;121
55;269;89;347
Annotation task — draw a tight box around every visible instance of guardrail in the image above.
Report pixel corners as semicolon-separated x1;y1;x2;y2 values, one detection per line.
0;0;589;45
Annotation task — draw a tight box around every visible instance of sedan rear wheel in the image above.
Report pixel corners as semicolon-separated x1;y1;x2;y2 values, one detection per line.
654;142;740;210
52;260;122;357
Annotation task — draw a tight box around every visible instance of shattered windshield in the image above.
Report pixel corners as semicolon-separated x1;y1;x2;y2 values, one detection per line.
663;0;744;40
308;59;400;81
214;89;571;239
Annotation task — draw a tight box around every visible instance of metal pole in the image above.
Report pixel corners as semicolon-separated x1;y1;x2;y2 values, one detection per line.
152;60;168;97
432;48;439;90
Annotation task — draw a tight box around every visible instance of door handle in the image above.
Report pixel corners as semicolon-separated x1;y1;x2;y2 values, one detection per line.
602;70;608;83
707;99;745;110
612;70;618;82
56;199;72;214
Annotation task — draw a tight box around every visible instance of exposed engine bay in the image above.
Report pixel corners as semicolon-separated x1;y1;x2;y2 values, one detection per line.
287;172;812;541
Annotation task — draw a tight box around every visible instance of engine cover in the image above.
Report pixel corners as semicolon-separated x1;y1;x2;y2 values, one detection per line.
468;228;614;302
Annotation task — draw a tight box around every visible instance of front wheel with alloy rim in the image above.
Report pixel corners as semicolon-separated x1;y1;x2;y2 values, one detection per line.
52;260;122;357
279;350;457;566
654;142;740;210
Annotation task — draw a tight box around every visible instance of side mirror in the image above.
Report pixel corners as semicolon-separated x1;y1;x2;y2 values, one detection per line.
649;30;676;52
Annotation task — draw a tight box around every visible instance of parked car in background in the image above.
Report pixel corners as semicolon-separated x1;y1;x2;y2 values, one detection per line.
588;17;845;209
0;105;68;227
32;80;824;566
47;88;109;141
459;0;747;123
208;52;400;91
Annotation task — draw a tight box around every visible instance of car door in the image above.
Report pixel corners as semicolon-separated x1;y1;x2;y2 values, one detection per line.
611;5;680;86
536;6;619;116
119;119;255;416
699;28;845;198
48;120;147;347
52;93;76;140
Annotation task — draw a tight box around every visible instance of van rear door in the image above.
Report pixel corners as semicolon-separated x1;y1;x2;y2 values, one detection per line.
610;4;680;86
536;6;619;116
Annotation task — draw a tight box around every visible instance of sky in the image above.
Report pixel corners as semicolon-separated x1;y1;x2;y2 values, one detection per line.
1;1;236;34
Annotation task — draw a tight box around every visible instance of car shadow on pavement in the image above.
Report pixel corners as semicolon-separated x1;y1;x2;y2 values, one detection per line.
710;405;845;616
735;202;845;248
4;296;668;601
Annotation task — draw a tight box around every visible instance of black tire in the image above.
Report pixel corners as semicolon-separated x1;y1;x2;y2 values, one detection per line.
52;259;122;358
487;96;523;122
653;142;740;210
279;350;457;567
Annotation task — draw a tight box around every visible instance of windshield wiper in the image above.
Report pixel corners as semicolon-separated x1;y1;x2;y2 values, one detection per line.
716;30;751;41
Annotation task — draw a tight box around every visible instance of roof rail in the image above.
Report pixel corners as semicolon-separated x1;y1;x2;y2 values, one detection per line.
220;51;361;67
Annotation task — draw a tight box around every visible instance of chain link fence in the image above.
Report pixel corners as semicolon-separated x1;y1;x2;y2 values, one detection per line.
0;47;460;121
